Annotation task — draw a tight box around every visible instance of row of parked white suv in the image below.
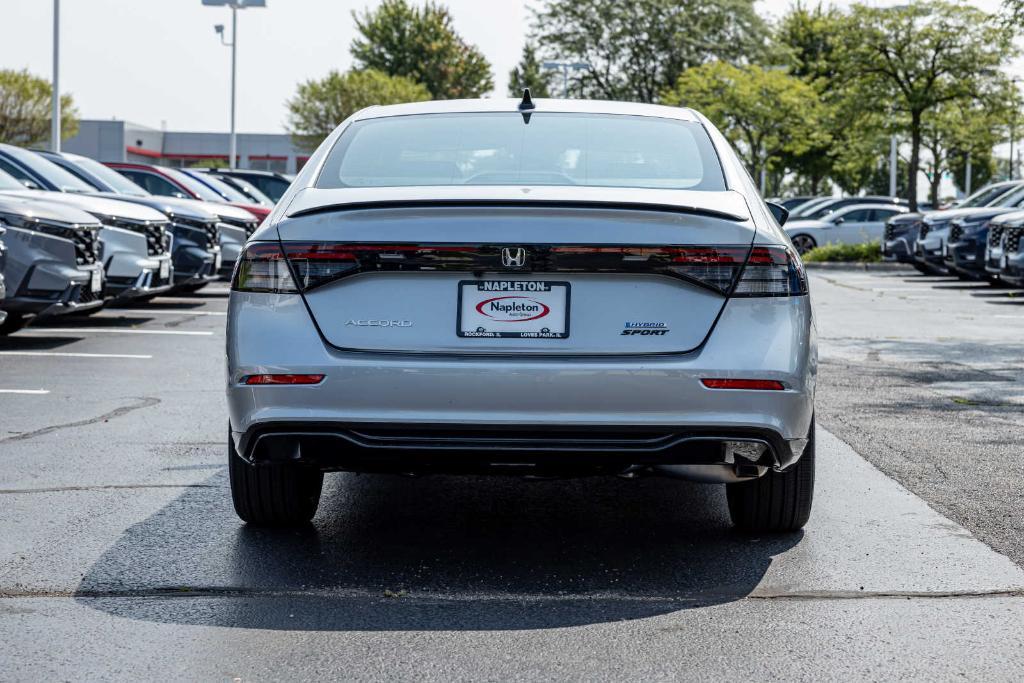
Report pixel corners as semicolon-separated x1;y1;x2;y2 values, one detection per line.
0;144;289;333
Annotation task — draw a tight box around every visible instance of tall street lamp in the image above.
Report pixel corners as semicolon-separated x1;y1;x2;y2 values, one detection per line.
202;0;266;170
51;0;60;152
541;61;591;99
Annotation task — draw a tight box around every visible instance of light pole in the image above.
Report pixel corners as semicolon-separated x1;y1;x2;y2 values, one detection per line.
541;61;592;98
1009;77;1021;181
51;0;60;152
203;0;266;169
889;135;898;198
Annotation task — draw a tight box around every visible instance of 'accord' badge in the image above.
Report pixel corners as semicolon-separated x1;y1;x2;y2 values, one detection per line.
345;320;413;327
501;247;528;268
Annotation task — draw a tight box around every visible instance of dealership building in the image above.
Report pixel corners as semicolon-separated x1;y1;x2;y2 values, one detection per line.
63;119;308;175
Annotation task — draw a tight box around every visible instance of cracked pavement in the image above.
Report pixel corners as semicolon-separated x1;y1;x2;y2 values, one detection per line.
1;275;1023;680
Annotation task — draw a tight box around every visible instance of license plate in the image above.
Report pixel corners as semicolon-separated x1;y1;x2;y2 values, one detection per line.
457;280;569;339
214;251;222;271
159;259;170;279
942;243;948;257
90;268;102;294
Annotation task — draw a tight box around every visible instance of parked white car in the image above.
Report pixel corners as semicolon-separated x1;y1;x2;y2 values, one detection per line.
785;203;909;254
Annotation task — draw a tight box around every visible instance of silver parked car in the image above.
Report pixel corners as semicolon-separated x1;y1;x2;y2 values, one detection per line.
226;97;817;532
0;195;105;333
785;203;909;255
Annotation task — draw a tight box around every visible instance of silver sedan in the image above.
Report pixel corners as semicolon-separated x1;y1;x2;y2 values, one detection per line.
225;97;817;532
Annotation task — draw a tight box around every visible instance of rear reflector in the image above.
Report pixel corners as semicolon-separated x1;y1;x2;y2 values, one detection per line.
701;378;785;390
243;374;325;385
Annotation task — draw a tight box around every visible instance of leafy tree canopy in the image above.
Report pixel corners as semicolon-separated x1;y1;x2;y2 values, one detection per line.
835;1;1016;209
508;44;553;98
530;0;768;103
286;68;430;151
0;69;78;147
351;0;493;99
662;62;830;190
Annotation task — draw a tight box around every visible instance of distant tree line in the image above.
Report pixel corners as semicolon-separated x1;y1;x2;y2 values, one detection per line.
512;0;1020;209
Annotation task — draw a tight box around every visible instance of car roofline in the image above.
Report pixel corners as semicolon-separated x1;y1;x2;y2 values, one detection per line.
346;98;701;123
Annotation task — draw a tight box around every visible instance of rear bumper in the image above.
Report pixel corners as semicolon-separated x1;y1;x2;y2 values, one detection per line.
227;292;817;470
234;422;805;475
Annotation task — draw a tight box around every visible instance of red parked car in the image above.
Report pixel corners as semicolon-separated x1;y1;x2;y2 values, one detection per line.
105;163;270;222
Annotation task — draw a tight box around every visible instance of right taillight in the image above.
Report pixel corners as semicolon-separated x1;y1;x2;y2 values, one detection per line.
231;242;298;293
732;246;807;297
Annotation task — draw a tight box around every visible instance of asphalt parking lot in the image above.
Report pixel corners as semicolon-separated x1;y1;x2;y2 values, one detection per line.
1;271;1023;680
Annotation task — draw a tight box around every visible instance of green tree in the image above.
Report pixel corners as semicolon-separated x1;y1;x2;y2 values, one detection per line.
920;98;1009;205
948;147;995;196
774;3;848;192
0;69;78;147
837;2;1016;210
508;44;553;98
662;62;829;192
1001;0;1024;26
531;0;767;103
351;0;493;99
286;69;430;151
776;2;846;88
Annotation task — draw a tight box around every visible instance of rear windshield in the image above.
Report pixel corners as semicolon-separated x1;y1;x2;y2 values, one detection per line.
316;112;726;191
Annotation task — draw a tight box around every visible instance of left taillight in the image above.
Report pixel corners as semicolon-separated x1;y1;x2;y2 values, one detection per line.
231;242;298;293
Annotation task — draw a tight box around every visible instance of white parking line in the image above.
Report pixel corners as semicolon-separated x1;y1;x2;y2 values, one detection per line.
0;389;50;395
870;287;950;292
100;309;227;317
151;297;228;304
18;328;213;337
0;351;153;359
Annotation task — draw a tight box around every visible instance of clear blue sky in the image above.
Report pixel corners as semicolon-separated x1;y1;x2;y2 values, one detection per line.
1;0;1012;134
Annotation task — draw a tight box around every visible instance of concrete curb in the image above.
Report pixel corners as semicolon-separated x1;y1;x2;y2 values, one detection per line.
804;261;914;272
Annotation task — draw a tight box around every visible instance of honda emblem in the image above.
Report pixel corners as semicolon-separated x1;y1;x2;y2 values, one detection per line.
501;247;528;268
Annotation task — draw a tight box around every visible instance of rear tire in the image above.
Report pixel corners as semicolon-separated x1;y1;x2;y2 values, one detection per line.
727;418;815;533
228;435;324;525
0;313;28;336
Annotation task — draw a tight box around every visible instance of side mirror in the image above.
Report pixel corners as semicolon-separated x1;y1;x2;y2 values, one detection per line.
21;179;41;190
766;201;790;227
174;192;189;199
832;217;845;225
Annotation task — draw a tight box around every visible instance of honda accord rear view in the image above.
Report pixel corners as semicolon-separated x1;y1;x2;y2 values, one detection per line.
226;98;817;533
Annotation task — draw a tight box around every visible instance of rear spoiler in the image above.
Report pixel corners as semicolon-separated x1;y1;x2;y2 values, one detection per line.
285;187;752;223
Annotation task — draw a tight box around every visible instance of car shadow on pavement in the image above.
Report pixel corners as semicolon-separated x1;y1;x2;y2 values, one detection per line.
75;470;802;631
0;335;80;350
31;315;156;328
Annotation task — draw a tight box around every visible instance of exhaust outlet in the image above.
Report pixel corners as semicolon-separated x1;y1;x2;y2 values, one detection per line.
652;464;767;484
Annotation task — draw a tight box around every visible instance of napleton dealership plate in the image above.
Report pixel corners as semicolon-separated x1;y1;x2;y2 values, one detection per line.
457;280;570;339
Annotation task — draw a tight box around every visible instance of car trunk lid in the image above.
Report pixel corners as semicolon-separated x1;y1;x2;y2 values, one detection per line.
276;191;756;355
